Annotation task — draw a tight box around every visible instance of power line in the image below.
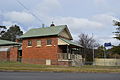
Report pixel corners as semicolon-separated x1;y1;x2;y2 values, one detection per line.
16;0;43;24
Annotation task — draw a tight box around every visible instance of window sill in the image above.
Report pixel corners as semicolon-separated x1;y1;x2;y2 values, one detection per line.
36;45;42;48
46;45;52;46
27;46;32;48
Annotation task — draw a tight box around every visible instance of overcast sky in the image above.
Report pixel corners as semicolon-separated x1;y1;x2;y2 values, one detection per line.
0;0;120;45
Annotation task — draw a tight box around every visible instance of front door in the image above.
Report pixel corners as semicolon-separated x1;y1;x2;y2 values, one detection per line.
17;50;22;62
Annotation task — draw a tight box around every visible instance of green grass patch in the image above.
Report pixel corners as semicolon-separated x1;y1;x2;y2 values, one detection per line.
0;61;120;73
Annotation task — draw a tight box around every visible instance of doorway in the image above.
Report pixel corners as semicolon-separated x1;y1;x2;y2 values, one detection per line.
17;50;22;62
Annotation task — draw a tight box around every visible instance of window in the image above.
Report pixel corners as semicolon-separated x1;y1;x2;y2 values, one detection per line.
28;40;32;46
47;39;52;45
37;40;41;46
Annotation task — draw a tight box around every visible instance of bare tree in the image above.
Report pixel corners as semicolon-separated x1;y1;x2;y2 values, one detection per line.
78;33;99;63
78;33;96;49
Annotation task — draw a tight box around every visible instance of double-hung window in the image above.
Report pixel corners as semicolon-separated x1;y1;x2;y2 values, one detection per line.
28;40;32;46
37;40;41;46
47;39;52;46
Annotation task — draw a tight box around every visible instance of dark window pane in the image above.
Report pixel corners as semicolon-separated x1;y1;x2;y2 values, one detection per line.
28;40;32;46
47;39;52;45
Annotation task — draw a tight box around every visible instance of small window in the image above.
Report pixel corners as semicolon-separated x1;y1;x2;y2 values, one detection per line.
28;40;32;46
47;39;52;45
37;40;41;46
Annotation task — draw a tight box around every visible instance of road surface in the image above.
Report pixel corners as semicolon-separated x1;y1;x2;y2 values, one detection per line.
0;72;120;80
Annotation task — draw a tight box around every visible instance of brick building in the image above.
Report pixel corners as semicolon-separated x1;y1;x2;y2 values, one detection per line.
0;24;83;66
0;39;21;62
20;25;83;66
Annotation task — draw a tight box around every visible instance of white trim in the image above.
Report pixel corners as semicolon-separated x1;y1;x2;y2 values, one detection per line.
46;45;52;46
58;59;72;61
58;38;69;45
36;45;41;47
27;46;32;48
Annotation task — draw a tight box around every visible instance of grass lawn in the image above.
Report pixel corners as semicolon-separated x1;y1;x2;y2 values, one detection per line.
0;61;120;73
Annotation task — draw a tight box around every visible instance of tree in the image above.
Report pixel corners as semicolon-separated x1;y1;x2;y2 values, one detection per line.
113;20;120;40
0;26;7;37
112;20;120;57
110;45;120;54
105;45;120;58
78;33;99;62
1;25;23;42
95;45;104;58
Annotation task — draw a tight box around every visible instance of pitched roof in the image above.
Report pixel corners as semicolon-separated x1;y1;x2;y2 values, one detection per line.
0;39;20;46
59;38;82;47
20;25;73;39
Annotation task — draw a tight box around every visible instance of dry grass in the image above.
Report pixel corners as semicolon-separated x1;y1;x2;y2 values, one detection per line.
0;61;120;73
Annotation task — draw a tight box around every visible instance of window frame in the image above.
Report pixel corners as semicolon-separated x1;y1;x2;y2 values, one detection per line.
46;39;52;46
36;40;42;47
27;40;32;47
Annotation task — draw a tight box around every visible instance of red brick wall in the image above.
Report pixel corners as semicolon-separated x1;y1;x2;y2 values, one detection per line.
22;36;59;64
9;47;18;62
0;51;9;61
22;36;73;66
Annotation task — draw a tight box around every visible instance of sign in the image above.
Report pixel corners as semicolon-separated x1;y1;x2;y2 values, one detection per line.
104;43;112;47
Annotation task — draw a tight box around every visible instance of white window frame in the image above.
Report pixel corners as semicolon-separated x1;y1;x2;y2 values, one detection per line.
37;40;41;47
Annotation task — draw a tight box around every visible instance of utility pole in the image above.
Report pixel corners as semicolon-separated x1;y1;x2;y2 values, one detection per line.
92;33;95;65
93;45;95;64
103;46;106;66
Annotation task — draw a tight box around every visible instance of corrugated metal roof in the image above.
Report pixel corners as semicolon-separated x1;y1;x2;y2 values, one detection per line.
20;25;73;39
0;40;20;46
59;38;82;47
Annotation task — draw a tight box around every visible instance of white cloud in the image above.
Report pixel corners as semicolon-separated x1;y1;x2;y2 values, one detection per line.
49;15;119;45
53;16;103;33
94;34;120;46
94;0;107;4
99;38;119;46
2;21;17;29
34;0;61;15
4;11;35;24
92;14;117;25
2;21;26;33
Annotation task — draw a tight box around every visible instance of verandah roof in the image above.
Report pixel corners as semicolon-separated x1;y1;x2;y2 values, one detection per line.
58;38;82;47
0;39;20;46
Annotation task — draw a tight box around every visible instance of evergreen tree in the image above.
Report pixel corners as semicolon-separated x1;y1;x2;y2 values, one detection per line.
1;25;23;42
113;20;120;40
95;46;104;58
0;26;7;37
